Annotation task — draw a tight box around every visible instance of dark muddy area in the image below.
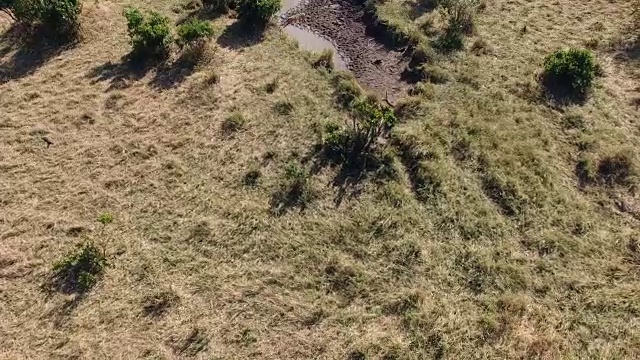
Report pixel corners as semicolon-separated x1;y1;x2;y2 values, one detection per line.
282;0;411;102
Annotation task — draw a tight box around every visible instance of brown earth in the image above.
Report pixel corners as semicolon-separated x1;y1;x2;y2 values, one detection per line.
283;0;410;102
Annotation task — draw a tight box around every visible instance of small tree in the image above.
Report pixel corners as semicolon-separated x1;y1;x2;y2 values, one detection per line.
542;48;597;98
324;96;397;162
236;0;281;26
124;7;172;58
1;0;81;40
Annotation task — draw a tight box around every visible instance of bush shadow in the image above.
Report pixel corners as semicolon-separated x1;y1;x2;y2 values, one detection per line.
216;20;266;50
540;76;589;107
86;55;157;91
177;5;228;25
0;23;78;84
87;53;201;91
306;142;397;206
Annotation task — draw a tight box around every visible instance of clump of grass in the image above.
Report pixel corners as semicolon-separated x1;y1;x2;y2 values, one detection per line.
143;290;180;317
221;112;246;133
331;71;364;108
243;168;261;186
412;43;437;64
97;212;114;225
312;49;335;70
273;100;294;115
206;72;220;85
264;78;279;93
408;82;436;98
470;38;492;55
562;113;587;131
423;65;451;84
50;243;107;294
435;0;478;51
270;162;314;215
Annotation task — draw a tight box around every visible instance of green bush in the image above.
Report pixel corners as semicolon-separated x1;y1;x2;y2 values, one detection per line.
542;48;597;97
236;0;280;25
2;0;81;40
324;96;397;161
52;242;107;293
124;7;172;58
177;18;213;47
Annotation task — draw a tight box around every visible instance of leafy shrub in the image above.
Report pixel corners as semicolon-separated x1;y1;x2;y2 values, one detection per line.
324;96;397;162
313;49;334;70
177;19;214;63
124;8;172;58
52;243;107;294
3;0;81;40
177;18;213;47
542;48;597;97
236;0;280;25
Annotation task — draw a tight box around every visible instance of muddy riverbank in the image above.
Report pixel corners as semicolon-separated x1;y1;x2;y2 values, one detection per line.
281;0;411;102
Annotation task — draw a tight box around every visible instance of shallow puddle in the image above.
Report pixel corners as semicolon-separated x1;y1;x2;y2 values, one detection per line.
283;25;347;70
279;0;347;70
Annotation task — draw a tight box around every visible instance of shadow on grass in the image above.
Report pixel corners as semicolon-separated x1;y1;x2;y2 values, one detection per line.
404;0;439;20
87;53;202;91
216;20;266;50
540;76;589;107
307;142;397;206
177;5;228;25
0;23;78;83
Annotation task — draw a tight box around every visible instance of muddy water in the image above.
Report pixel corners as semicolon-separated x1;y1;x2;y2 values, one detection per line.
279;0;410;102
279;0;347;70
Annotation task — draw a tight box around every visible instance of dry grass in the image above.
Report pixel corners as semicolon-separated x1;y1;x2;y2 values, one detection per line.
1;0;640;359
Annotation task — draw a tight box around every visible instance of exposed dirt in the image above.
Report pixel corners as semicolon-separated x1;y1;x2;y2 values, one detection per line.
282;0;411;102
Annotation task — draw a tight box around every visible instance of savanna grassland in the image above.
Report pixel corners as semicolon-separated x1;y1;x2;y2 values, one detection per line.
1;0;639;359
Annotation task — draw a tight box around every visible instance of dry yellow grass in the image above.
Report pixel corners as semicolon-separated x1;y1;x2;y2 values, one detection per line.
1;0;640;359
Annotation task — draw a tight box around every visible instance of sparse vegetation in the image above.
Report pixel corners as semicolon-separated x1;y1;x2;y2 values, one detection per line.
221;112;246;133
124;7;173;58
2;0;640;358
542;48;597;99
312;49;334;70
270;162;314;215
50;243;107;294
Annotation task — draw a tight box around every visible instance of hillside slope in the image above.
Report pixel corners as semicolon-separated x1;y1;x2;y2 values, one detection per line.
1;0;639;358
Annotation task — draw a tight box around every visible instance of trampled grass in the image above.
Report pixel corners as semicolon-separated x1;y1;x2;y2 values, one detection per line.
1;0;639;358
